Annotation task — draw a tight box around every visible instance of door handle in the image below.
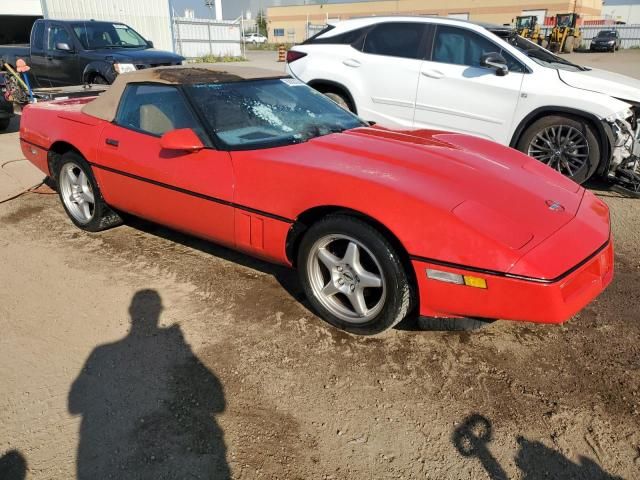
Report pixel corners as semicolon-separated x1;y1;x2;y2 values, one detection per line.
343;59;361;68
421;69;445;79
105;138;119;147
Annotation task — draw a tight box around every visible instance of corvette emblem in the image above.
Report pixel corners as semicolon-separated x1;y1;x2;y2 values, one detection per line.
546;200;565;212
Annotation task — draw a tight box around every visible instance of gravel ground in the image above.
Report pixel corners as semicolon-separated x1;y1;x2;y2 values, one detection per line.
1;52;640;480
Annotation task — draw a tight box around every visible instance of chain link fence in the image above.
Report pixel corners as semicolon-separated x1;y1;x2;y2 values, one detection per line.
173;17;242;59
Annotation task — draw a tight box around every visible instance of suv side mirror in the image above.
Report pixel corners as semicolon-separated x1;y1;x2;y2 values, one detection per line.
146;40;154;48
480;53;509;76
160;128;204;152
56;42;73;52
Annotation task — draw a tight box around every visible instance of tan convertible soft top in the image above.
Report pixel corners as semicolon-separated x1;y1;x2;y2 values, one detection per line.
81;64;286;122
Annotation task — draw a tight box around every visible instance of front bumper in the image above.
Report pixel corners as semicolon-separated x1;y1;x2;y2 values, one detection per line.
413;240;614;324
590;43;615;50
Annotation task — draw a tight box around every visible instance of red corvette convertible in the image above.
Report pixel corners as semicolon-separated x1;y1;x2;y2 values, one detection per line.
19;65;613;335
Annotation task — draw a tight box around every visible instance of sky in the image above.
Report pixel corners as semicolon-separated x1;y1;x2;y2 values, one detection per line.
170;0;373;20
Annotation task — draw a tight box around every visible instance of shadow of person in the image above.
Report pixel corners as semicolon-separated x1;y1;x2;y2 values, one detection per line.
68;289;230;479
0;450;27;480
515;436;624;480
453;414;623;480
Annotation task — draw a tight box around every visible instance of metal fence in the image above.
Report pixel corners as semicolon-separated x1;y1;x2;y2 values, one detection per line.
172;17;242;59
540;24;640;49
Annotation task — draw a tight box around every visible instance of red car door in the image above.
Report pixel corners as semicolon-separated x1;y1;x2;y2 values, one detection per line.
94;84;235;246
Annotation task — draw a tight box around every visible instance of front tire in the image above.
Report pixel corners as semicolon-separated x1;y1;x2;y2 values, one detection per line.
298;215;413;335
55;152;122;232
517;115;600;184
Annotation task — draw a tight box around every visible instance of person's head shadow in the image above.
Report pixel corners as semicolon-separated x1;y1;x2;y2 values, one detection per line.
128;288;163;336
0;450;27;480
68;289;230;479
453;413;623;480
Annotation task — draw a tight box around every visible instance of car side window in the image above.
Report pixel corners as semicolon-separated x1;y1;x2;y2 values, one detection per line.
48;25;72;51
432;25;526;73
363;22;426;59
115;84;203;138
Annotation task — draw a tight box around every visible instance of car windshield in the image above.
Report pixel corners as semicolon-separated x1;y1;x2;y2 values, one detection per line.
72;22;148;49
184;79;366;150
501;33;587;71
596;31;616;38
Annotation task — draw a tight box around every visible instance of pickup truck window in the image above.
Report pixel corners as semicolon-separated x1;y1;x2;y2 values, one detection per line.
32;21;45;53
72;22;148;50
48;25;72;51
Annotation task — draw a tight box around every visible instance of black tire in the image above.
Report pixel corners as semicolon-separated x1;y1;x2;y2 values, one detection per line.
55;151;122;232
516;115;601;184
297;215;413;335
0;118;10;131
323;91;352;112
418;317;493;331
91;75;109;85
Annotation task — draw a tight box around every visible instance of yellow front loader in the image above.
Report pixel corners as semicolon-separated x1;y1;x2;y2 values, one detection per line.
546;13;582;53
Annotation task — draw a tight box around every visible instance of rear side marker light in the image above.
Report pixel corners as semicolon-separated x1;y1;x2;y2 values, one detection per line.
426;269;487;289
286;51;307;63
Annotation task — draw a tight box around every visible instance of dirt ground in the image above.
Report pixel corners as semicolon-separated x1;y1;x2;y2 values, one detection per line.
1;55;640;480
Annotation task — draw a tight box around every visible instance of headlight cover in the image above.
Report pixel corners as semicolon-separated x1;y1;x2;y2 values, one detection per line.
114;63;137;74
605;108;633;123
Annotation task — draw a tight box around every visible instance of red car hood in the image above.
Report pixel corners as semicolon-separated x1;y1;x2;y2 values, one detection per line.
311;126;585;261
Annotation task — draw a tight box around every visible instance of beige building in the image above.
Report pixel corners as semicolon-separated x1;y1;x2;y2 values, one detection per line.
267;0;603;43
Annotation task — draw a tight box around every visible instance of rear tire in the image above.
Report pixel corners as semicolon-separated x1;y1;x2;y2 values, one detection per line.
517;115;600;184
298;215;413;335
55;151;122;232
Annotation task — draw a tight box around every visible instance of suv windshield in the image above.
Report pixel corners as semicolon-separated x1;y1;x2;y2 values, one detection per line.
72;22;148;49
500;33;586;71
185;79;366;150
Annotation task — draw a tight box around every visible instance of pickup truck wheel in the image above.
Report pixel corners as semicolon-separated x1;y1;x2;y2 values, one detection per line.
56;152;122;232
0;118;10;131
517;115;600;184
91;75;108;85
298;215;413;336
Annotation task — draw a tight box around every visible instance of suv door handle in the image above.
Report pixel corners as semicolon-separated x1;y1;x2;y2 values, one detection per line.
421;69;445;79
343;59;361;68
105;138;119;147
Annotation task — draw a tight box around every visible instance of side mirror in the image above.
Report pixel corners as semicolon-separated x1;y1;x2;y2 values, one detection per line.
480;53;509;76
56;42;72;52
160;129;204;152
146;40;154;48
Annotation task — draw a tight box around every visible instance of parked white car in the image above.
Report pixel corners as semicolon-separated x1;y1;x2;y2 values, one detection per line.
287;17;640;186
244;33;267;44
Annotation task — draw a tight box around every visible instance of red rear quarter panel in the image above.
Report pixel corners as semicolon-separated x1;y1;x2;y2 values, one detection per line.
20;98;105;176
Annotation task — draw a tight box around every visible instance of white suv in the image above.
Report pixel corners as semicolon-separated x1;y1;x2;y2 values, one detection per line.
287;17;640;186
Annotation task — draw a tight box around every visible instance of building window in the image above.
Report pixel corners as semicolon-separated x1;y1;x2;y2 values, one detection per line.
273;28;284;37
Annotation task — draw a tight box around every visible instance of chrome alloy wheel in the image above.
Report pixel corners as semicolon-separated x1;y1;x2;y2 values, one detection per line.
527;125;590;178
307;234;386;324
59;162;95;224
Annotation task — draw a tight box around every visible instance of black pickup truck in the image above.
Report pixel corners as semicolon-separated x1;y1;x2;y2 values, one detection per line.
0;19;183;88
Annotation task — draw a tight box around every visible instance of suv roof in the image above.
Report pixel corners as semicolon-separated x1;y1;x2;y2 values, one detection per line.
317;15;505;40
